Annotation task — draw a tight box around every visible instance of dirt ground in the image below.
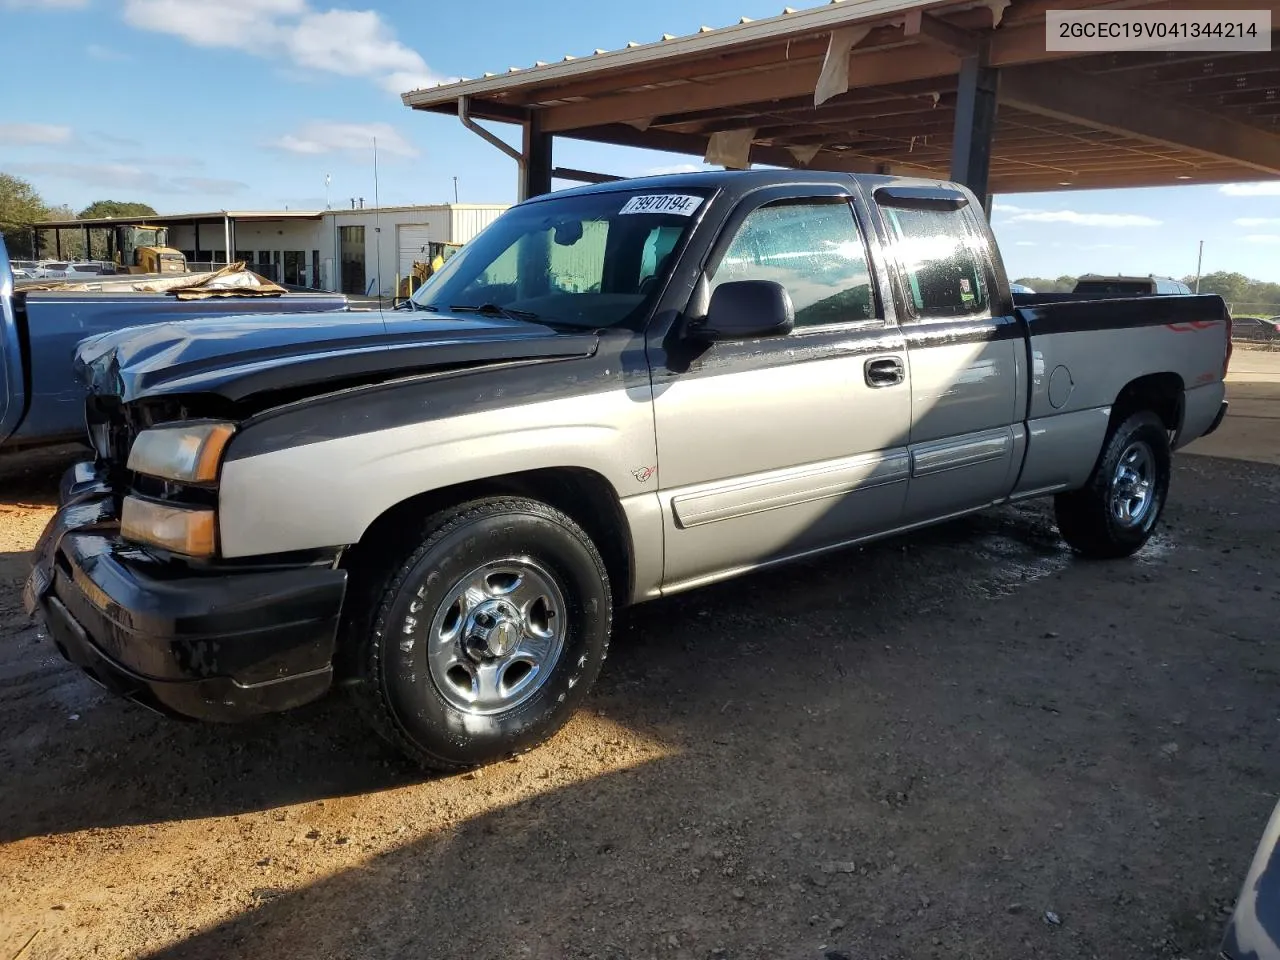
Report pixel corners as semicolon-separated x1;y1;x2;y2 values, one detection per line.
0;351;1276;960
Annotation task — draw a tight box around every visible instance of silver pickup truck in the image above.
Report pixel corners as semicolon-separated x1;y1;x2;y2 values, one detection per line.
25;170;1232;770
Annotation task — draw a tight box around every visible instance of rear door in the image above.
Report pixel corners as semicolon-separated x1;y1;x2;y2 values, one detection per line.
650;185;913;590
871;186;1023;523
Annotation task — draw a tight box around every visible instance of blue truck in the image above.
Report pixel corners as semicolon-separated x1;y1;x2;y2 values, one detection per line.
0;235;350;451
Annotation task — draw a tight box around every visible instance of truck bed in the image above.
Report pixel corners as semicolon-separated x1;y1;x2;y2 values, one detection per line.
1008;291;1230;500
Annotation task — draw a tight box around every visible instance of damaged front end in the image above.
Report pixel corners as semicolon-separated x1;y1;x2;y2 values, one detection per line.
24;337;348;722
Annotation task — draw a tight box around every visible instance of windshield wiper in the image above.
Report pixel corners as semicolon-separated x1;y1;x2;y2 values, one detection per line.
449;303;540;322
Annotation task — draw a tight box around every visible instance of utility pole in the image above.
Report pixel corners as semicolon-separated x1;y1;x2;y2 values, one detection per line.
325;174;331;210
1194;240;1204;293
453;176;459;204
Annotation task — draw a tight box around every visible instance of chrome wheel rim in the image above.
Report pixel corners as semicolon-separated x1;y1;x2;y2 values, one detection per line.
422;557;567;716
1110;440;1156;528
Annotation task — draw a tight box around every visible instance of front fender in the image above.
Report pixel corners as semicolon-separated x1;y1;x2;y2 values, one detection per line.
216;388;658;559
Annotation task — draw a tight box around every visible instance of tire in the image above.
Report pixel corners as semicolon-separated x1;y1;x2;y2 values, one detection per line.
1054;410;1171;559
350;497;612;771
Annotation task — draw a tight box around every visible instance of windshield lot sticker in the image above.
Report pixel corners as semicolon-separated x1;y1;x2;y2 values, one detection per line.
620;194;703;216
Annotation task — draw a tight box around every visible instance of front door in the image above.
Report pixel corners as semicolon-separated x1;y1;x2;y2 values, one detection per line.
874;190;1021;522
651;188;912;591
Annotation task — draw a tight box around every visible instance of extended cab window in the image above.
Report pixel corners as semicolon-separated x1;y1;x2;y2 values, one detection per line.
710;198;875;327
410;189;708;329
881;206;988;319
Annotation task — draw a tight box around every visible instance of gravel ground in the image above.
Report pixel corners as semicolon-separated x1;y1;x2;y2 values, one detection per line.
0;353;1276;960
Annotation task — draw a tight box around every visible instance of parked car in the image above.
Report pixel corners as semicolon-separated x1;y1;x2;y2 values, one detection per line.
1072;274;1192;296
1230;315;1280;342
1221;798;1280;959
0;236;351;451
63;262;114;279
25;170;1232;771
32;260;71;279
1009;282;1036;294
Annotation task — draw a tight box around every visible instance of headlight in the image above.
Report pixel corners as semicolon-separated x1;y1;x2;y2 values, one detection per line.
127;421;235;483
121;497;217;557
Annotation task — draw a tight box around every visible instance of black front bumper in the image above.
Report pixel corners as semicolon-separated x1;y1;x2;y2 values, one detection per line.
24;462;348;722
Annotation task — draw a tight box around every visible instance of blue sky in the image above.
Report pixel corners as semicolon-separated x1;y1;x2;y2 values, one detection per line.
2;0;1279;282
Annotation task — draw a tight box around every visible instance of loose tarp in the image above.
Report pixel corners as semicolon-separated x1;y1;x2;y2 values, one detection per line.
787;144;824;166
705;128;757;169
814;25;872;107
16;261;289;298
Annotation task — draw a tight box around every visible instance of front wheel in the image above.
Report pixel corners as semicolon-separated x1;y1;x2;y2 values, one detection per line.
351;497;612;771
1054;410;1171;559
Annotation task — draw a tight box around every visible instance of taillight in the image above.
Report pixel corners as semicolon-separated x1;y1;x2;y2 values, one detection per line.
1224;311;1233;376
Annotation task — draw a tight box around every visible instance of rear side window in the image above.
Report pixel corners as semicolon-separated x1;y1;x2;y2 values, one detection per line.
881;206;988;318
710;198;875;327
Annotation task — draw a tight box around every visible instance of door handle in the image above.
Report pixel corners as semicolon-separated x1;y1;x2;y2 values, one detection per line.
864;356;905;388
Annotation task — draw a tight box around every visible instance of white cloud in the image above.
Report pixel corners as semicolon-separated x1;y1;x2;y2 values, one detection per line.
992;202;1033;214
1244;234;1280;244
1234;217;1280;227
87;43;132;62
0;123;73;145
92;131;141;148
120;0;441;95
2;0;89;7
1009;210;1161;228
1014;241;1037;247
9;161;247;196
114;154;205;170
270;121;419;158
1219;182;1280;197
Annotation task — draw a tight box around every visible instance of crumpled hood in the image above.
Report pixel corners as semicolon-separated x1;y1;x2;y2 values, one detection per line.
75;309;599;404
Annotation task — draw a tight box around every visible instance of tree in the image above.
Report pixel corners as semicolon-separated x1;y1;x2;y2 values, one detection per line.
38;203;86;260
1013;275;1078;293
1185;270;1280;316
0;172;48;259
75;201;159;259
78;200;158;220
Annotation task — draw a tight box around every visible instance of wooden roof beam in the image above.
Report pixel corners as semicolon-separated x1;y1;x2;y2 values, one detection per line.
537;3;1207;135
902;8;981;57
1001;62;1280;176
561;122;942;176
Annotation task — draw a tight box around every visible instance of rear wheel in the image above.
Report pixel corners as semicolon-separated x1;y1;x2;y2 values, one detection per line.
350;497;612;771
1054;410;1171;559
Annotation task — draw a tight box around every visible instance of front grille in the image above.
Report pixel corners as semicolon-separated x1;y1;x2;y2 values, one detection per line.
83;393;137;500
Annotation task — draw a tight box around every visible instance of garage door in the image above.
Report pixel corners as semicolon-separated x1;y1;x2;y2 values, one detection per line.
397;225;437;278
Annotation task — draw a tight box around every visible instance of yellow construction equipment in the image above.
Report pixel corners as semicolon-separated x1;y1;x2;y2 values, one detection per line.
113;224;188;275
397;241;462;299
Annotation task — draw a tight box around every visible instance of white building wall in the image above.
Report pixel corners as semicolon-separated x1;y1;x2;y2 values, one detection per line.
320;204;508;298
155;203;508;297
167;221;325;284
448;205;506;244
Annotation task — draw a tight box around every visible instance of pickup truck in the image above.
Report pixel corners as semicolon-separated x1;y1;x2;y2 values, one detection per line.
0;237;350;451
24;170;1232;771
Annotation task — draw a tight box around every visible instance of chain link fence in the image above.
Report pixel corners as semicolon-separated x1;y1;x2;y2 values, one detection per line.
1228;302;1280;318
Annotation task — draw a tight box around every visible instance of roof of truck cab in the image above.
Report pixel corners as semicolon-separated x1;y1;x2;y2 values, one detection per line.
521;168;958;202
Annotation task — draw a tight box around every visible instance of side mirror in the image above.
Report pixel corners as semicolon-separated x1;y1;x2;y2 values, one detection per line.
689;279;794;342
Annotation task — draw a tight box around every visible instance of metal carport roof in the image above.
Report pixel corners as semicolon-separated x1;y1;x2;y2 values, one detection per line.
401;0;1280;198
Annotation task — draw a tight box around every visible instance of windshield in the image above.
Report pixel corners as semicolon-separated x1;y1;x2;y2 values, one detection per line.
409;188;711;329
